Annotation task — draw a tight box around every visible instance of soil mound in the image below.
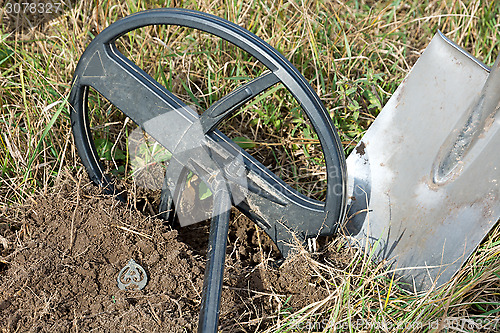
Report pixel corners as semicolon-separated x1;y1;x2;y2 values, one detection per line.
0;180;346;332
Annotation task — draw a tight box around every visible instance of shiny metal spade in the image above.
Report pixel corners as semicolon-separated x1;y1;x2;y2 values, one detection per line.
344;31;500;292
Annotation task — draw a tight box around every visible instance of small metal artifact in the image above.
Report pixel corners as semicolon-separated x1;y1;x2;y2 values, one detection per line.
117;258;148;291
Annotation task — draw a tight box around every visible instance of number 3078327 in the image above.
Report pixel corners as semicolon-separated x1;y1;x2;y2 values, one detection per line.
5;2;62;14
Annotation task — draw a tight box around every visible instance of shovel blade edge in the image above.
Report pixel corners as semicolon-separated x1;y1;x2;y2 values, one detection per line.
344;31;500;292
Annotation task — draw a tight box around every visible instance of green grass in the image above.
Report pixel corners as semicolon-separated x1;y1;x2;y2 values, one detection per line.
1;0;499;332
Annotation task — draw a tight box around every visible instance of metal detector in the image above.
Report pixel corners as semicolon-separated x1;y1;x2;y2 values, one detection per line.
69;8;346;332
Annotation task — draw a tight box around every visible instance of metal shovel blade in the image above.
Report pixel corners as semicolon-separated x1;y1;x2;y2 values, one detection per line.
344;31;500;292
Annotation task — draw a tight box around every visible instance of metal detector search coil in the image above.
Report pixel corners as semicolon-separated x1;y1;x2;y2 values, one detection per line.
69;8;346;333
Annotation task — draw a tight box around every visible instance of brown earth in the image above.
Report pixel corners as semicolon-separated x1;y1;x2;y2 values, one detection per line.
0;178;349;332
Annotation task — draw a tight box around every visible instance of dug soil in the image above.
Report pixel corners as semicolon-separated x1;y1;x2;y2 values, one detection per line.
0;178;349;332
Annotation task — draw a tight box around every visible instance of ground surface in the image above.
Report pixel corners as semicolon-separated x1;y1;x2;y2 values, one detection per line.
0;179;348;332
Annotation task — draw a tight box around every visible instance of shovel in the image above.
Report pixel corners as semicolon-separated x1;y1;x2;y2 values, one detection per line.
344;31;500;292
